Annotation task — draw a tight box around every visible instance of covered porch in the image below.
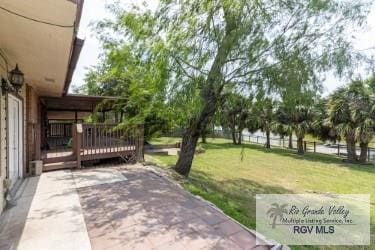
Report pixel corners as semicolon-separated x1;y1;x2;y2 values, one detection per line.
39;94;144;171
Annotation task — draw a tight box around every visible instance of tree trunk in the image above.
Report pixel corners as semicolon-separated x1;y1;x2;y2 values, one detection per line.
345;133;358;162
201;132;207;143
238;130;242;145
174;129;200;176
231;130;237;144
175;99;218;176
265;129;271;148
174;21;241;177
297;137;304;154
359;142;368;163
288;134;293;149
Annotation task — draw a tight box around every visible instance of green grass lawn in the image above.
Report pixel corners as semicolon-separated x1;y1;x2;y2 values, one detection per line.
148;134;375;148
146;138;375;249
148;137;182;145
148;136;230;145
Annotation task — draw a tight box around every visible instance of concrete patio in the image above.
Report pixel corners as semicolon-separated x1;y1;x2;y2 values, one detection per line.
0;164;270;250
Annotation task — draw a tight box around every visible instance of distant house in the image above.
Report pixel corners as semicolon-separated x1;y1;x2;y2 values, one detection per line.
0;0;143;215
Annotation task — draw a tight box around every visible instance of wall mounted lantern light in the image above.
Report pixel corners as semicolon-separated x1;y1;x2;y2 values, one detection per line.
1;64;24;95
9;64;24;91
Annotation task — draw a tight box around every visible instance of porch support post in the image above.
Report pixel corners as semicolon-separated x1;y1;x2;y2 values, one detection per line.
136;124;144;162
102;111;106;123
72;123;83;168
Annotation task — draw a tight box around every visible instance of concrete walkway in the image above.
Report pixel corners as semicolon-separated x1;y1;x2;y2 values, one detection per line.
0;168;126;250
0;165;270;250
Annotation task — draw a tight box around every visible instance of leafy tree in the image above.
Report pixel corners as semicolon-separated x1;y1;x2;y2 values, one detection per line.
76;20;173;140
271;53;320;153
91;0;370;176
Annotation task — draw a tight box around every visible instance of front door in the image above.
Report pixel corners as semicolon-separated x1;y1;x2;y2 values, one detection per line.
7;94;23;189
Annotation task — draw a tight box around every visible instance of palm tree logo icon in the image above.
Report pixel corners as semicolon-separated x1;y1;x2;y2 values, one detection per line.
267;203;288;229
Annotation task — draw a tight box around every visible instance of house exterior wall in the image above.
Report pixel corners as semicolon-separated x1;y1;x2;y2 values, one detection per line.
26;85;40;168
20;85;27;179
47;111;91;121
0;76;27;214
0;68;6;214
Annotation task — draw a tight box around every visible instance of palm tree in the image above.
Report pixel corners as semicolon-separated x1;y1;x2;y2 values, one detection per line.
274;106;294;149
254;98;275;148
348;81;375;163
218;93;251;145
275;103;315;154
310;98;340;144
267;203;288;229
328;80;375;163
293;105;314;154
328;87;358;162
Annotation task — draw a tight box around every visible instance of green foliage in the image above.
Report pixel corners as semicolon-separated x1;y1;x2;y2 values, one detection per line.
79;0;372;172
310;99;339;142
253;97;276;134
217;93;252;144
327;77;375;162
328;79;374;140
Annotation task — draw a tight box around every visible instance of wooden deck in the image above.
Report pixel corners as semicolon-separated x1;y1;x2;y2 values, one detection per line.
45;146;136;159
81;146;136;161
43;123;144;170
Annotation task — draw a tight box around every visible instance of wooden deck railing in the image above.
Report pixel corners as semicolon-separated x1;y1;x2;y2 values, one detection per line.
48;123;72;137
72;123;144;167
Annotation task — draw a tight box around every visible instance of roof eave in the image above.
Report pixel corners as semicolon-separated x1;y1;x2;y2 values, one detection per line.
62;0;84;96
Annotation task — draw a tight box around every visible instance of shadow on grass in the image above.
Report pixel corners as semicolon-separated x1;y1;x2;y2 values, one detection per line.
168;166;374;250
181;168;294;229
202;142;375;174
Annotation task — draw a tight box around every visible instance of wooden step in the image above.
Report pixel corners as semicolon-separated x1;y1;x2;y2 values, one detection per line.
43;154;75;164
43;161;78;172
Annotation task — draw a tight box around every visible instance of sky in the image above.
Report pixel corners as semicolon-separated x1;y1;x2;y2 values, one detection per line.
71;0;375;95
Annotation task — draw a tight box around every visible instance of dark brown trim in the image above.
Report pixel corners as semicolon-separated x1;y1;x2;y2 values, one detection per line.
75;0;84;32
47;118;84;122
62;0;85;96
64;93;122;100
46;109;94;112
41;95;120;112
63;38;84;96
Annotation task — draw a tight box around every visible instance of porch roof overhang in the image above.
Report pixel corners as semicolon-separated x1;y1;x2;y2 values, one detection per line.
41;94;120;112
0;0;84;97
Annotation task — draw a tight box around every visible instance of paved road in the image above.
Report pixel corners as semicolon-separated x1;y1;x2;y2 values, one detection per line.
240;133;375;161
